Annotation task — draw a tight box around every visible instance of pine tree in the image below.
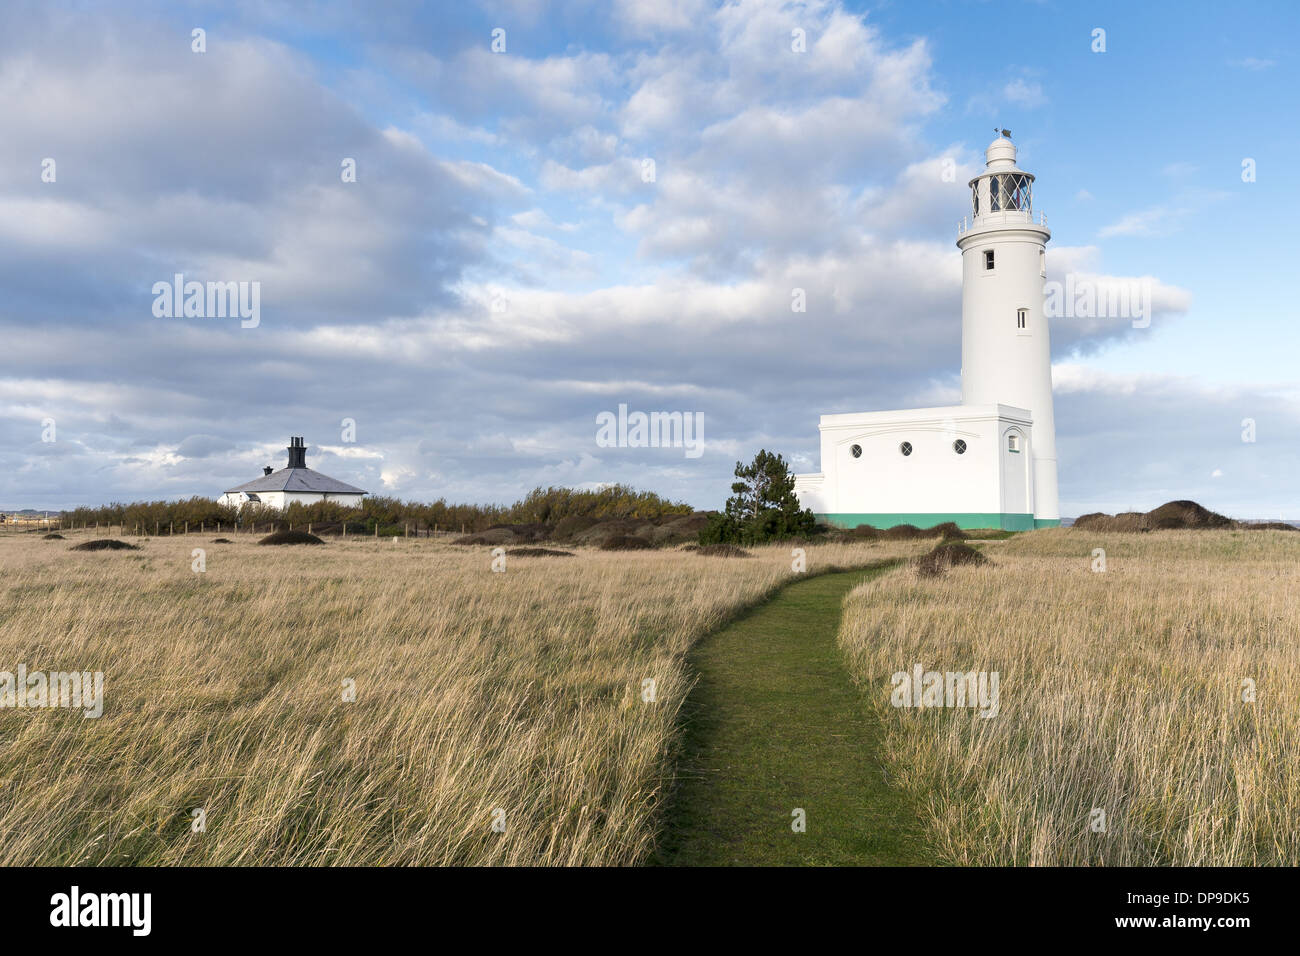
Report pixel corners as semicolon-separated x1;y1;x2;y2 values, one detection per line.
700;449;817;544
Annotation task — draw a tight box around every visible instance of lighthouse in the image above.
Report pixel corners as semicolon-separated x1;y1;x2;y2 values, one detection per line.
957;133;1058;523
792;132;1062;531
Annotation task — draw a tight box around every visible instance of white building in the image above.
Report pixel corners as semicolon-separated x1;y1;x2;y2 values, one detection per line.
794;133;1060;531
219;437;367;510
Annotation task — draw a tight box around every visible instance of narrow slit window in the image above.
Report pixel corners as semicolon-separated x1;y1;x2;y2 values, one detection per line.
984;249;995;271
1017;308;1028;330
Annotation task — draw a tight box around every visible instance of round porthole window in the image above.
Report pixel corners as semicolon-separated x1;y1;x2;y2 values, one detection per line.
953;439;967;454
899;441;912;456
850;444;862;458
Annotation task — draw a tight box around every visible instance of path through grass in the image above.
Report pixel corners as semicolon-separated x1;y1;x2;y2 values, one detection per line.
653;562;927;865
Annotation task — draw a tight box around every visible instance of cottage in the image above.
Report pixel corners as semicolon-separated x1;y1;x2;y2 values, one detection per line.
218;437;366;510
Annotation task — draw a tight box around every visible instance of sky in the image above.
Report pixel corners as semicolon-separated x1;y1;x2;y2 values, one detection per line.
2;0;1298;517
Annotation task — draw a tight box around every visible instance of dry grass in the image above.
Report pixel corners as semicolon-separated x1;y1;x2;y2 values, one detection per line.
0;530;922;865
839;527;1300;865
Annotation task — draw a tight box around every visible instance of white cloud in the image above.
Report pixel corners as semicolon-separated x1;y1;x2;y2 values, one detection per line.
1003;77;1047;108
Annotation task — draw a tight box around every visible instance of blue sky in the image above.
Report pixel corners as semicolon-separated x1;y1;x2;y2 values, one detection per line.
3;0;1298;517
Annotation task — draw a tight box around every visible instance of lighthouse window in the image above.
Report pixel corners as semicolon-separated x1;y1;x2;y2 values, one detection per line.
953;439;967;454
1007;434;1021;453
990;174;1032;212
899;442;913;456
850;444;862;459
984;250;995;270
1017;308;1028;329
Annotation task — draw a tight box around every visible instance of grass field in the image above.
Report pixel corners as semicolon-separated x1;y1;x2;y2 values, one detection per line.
0;530;923;865
5;526;1294;866
838;528;1300;866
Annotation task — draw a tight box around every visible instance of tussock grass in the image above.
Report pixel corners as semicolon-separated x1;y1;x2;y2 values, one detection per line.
0;531;917;865
839;527;1300;865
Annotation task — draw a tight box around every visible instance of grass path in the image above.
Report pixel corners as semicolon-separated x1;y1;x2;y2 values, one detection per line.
652;562;928;866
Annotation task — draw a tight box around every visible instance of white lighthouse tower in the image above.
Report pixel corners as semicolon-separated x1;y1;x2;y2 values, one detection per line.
792;131;1061;531
957;133;1058;523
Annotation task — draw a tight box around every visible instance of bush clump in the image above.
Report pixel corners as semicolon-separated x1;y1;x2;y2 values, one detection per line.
917;542;990;578
258;530;325;546
1074;500;1248;533
506;547;575;558
71;539;139;551
42;533;65;540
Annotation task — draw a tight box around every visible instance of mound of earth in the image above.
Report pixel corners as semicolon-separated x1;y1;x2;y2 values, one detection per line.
1074;500;1239;533
71;539;139;551
917;542;990;578
42;533;65;540
258;530;325;546
506;547;575;557
695;544;753;558
600;535;654;551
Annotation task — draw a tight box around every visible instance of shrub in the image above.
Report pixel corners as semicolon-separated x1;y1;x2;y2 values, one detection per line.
917;542;990;577
258;530;324;546
71;539;139;552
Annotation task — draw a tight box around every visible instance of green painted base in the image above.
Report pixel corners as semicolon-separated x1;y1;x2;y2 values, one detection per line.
816;512;1048;532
